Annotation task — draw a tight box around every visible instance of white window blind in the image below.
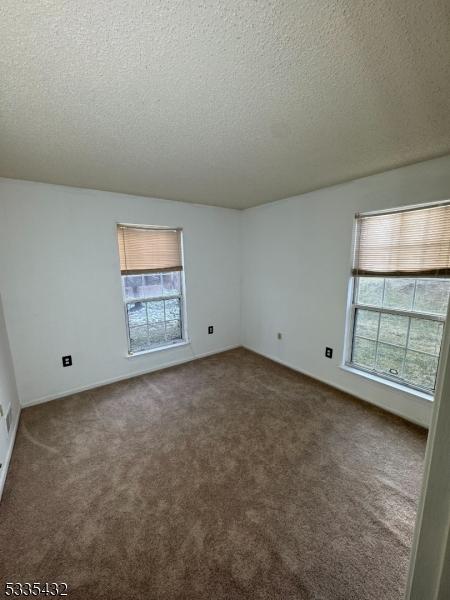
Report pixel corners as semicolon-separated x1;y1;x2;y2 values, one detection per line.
352;204;450;278
117;225;182;275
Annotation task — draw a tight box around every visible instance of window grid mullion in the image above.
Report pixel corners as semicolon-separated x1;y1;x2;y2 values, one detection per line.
373;309;382;370
401;316;412;378
372;278;386;370
411;279;418;312
352;303;445;323
354;333;441;360
124;294;180;305
145;299;150;344
163;299;167;342
381;277;386;308
401;279;417;377
434;322;443;356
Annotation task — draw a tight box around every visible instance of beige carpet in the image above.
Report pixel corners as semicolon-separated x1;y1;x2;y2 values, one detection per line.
0;348;426;600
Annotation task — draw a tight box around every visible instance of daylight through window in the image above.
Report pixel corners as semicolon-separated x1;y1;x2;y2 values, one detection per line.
117;225;185;354
350;278;449;391
348;203;450;393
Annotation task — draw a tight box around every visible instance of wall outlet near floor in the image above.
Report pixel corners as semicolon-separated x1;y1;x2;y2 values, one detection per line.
62;355;72;367
208;326;214;334
325;347;333;359
277;332;282;340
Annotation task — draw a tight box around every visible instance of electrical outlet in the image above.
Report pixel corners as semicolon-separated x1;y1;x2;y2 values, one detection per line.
325;347;333;359
277;332;282;340
62;355;72;367
208;326;214;334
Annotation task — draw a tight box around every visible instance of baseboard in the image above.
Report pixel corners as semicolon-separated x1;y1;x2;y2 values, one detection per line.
22;343;427;428
0;408;21;501
242;345;428;429
21;344;241;409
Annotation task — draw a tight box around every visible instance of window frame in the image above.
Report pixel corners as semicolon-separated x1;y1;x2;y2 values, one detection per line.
345;276;447;395
117;224;188;356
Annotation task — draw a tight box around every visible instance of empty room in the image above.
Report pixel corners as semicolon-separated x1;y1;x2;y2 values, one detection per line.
1;2;450;599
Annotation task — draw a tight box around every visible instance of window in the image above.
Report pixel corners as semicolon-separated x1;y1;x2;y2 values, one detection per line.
347;203;450;394
350;277;449;392
117;225;185;354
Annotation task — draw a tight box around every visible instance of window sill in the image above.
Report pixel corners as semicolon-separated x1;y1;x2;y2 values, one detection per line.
340;364;434;403
126;339;190;358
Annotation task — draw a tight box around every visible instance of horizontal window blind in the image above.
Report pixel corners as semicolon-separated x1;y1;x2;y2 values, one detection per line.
118;225;182;274
352;204;450;277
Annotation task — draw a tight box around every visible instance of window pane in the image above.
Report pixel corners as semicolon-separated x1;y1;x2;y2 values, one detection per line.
404;351;439;390
354;309;379;340
352;337;376;369
162;271;181;296
351;276;449;392
413;279;450;316
123;275;144;301
127;302;147;327
146;300;165;323
142;273;162;297
148;323;166;344
408;319;443;356
166;320;182;341
129;325;148;353
383;279;415;310
376;343;404;377
356;278;384;306
164;298;180;321
378;313;409;347
123;274;162;300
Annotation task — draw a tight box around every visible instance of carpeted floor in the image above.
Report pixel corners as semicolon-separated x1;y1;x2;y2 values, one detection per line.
0;348;426;600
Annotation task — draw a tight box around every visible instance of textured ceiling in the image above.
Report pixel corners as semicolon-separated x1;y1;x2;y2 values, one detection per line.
1;1;450;209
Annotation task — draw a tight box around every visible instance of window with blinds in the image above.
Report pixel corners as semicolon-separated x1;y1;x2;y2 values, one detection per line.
117;225;185;354
347;203;450;394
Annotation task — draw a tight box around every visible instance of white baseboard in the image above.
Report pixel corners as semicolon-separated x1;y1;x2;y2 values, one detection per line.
242;345;427;428
0;408;21;501
21;344;241;409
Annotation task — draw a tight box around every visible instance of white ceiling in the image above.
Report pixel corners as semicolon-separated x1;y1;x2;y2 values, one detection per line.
1;1;449;210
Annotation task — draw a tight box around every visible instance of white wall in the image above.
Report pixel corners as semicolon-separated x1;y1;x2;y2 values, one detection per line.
0;290;20;497
0;179;241;406
406;278;450;600
241;155;450;427
1;155;450;425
